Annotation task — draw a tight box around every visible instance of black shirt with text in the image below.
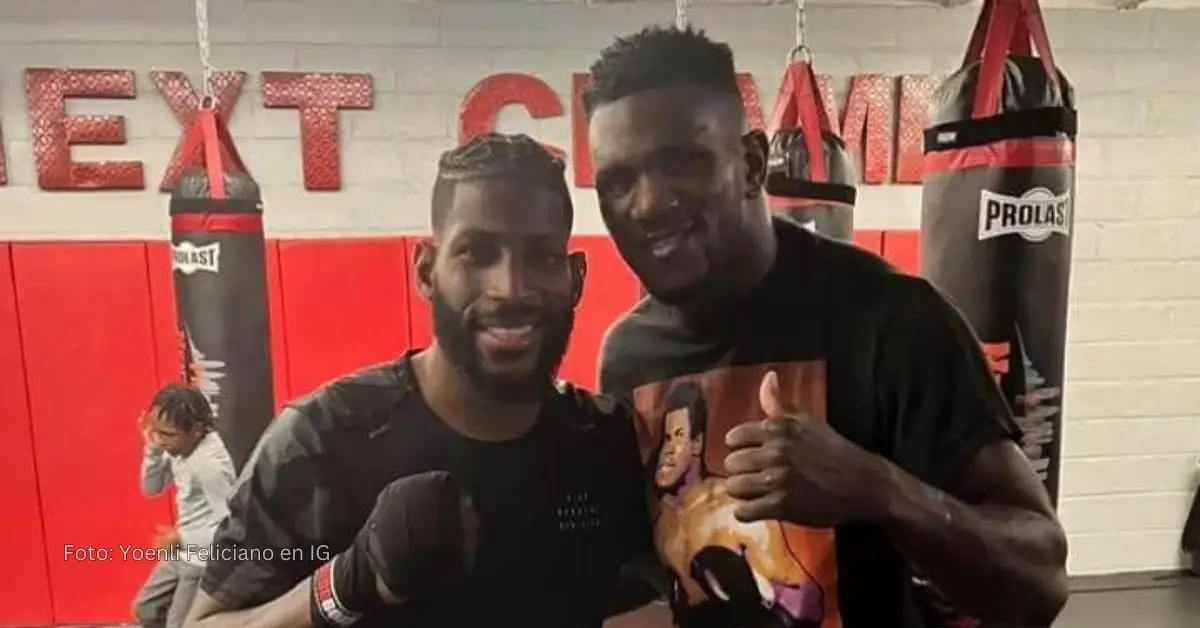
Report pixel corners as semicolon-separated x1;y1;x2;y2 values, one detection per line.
201;353;653;628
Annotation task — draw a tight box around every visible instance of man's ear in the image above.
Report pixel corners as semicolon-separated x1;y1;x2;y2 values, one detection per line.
568;251;587;308
741;129;769;199
412;238;436;300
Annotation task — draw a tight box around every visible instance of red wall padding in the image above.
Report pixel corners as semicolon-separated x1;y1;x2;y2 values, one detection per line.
882;230;921;275
853;229;884;255
560;236;641;388
146;243;184;525
0;230;919;627
11;243;174;624
146;244;185;390
276;239;414;399
0;244;56;627
265;242;291;411
404;237;433;350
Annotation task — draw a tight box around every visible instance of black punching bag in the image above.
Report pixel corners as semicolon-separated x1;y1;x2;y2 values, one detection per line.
766;128;857;241
1183;463;1200;574
921;0;1074;505
169;108;273;472
765;58;857;241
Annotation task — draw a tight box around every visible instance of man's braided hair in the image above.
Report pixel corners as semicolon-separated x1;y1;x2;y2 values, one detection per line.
583;25;742;116
431;132;573;231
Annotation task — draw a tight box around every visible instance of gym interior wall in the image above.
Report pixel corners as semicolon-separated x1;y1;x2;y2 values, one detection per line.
0;1;1198;625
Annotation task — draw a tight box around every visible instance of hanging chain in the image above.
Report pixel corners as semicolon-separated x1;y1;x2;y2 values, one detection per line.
791;0;811;63
794;0;807;49
194;0;216;106
675;0;690;29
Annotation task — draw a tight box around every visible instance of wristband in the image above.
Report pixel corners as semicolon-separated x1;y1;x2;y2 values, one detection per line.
310;556;367;628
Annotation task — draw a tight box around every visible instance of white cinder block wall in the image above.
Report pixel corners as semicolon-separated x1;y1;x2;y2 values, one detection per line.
1;0;1198;576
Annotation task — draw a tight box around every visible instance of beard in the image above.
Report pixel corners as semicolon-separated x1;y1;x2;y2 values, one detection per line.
430;291;575;403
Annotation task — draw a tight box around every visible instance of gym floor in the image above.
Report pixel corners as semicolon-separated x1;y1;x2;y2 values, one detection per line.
606;574;1200;628
1049;573;1200;628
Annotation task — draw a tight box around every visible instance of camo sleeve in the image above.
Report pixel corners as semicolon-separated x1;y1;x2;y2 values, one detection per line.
199;407;335;610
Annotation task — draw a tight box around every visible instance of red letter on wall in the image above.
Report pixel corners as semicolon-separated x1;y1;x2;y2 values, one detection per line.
26;68;143;190
737;73;766;132
261;71;373;191
895;74;941;184
570;73;593;187
739;71;838;139
459;73;564;159
152;71;247;191
840;74;895;185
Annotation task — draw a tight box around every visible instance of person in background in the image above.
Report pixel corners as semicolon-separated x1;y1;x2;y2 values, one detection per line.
584;25;1069;628
134;383;237;628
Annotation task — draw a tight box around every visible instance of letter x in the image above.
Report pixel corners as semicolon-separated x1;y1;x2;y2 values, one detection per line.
152;71;246;192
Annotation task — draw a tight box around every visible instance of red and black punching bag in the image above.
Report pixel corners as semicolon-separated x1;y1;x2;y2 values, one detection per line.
169;107;274;472
765;52;857;241
921;0;1074;505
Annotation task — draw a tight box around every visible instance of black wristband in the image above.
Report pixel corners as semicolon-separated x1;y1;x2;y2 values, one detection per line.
310;548;379;628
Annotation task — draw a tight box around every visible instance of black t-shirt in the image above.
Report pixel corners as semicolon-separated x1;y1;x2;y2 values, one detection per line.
599;217;1020;628
200;353;653;628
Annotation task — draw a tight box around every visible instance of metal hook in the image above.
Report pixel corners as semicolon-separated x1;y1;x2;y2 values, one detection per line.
788;44;812;65
786;0;811;66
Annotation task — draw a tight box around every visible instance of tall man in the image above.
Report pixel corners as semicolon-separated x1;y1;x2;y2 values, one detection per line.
586;26;1069;628
183;133;654;628
135;384;237;628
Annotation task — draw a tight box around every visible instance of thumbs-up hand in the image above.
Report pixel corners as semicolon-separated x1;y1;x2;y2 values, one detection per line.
757;370;788;419
722;371;890;528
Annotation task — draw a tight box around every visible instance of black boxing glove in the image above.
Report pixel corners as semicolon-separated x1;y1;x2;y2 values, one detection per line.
310;471;467;627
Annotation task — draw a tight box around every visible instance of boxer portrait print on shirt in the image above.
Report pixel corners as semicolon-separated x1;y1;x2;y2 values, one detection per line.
632;362;841;628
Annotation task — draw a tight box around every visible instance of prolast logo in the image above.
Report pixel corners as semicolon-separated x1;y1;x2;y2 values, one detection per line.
977;187;1071;243
172;241;221;275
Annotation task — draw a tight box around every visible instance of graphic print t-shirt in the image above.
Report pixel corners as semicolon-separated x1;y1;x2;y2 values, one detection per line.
200;353;652;628
600;217;1020;628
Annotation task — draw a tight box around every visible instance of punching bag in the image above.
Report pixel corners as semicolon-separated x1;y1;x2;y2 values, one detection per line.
169;107;273;472
765;54;857;241
1182;460;1200;574
921;0;1074;505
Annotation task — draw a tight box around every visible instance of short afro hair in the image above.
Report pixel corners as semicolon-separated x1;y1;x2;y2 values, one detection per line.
583;25;742;116
430;132;573;232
